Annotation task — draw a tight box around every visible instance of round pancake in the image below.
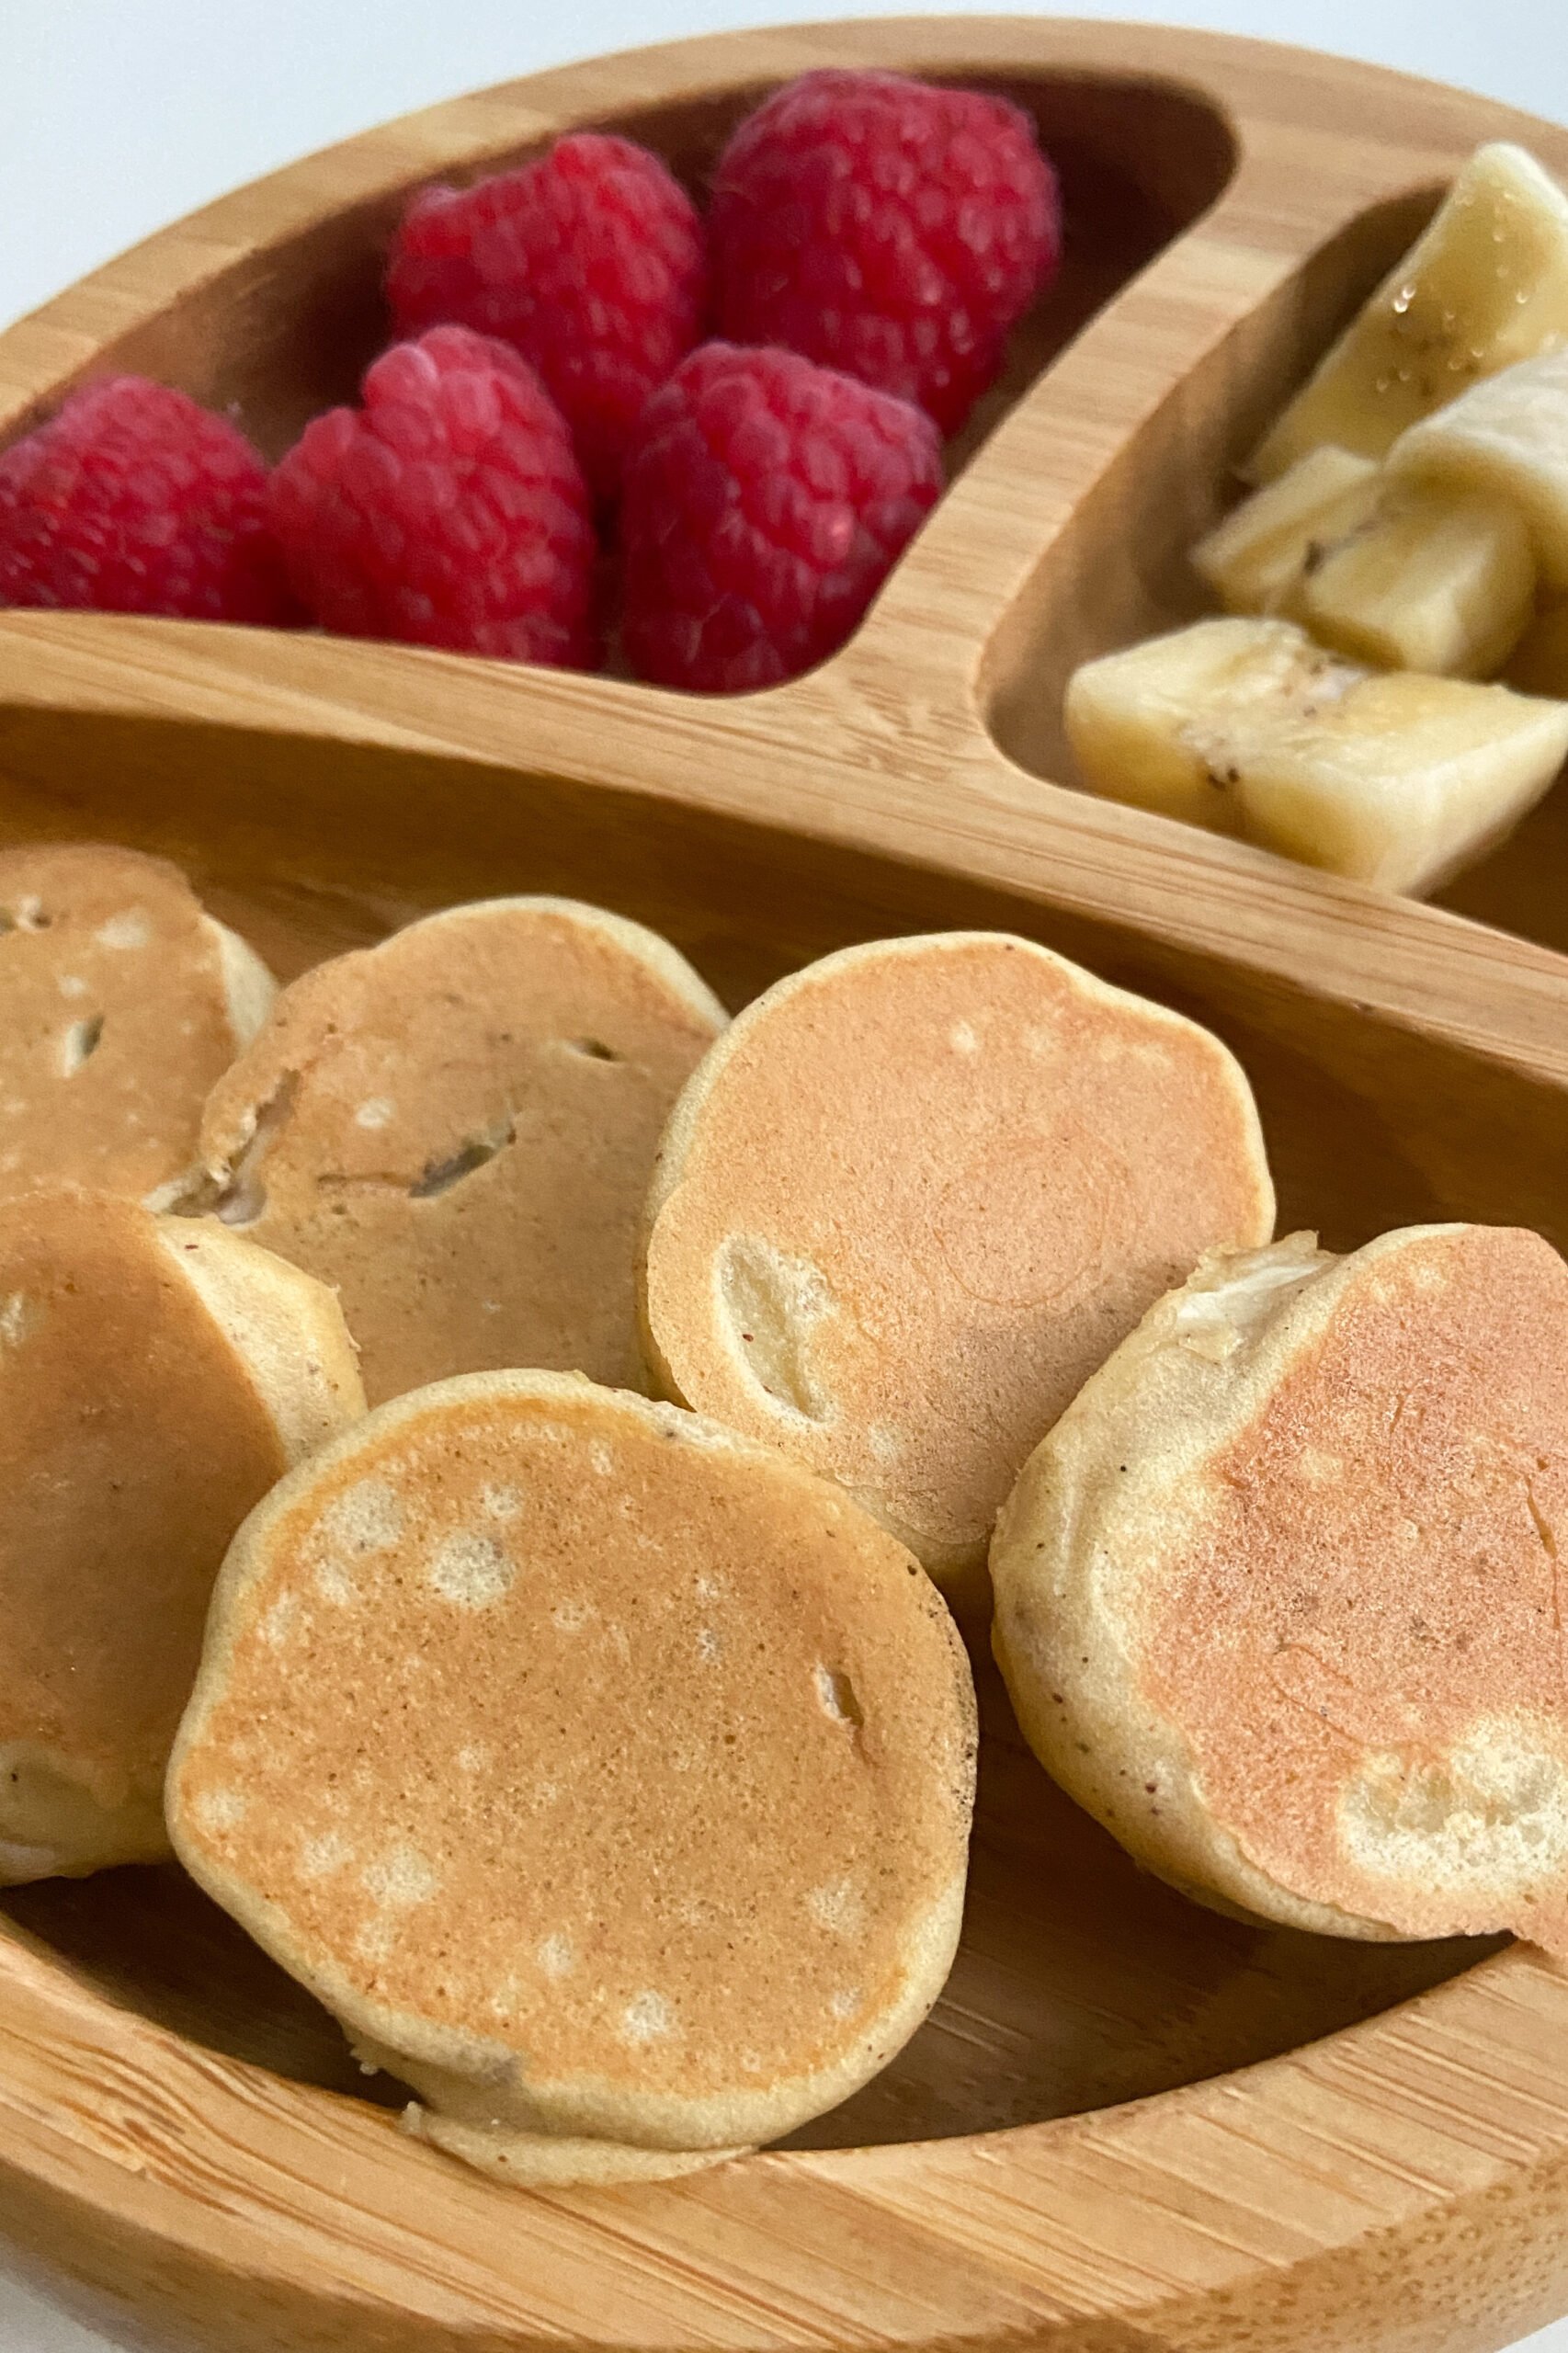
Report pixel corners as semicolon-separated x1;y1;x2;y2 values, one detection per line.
0;1188;363;1883
0;842;275;1203
167;1371;977;2179
185;897;727;1405
400;2109;750;2187
641;933;1275;1603
992;1224;1568;1949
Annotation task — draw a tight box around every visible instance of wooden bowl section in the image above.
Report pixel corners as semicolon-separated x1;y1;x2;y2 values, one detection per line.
5;18;1568;2353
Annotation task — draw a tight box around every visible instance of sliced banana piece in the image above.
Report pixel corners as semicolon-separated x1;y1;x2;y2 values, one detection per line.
1248;144;1568;483
1387;346;1568;588
1192;447;1380;613
1065;614;1310;835
1064;615;1568;893
1506;602;1568;694
1299;483;1535;677
1193;452;1533;675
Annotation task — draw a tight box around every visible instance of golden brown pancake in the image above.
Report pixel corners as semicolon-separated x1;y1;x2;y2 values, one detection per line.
641;933;1274;1605
185;897;726;1405
0;1188;363;1883
992;1225;1568;1948
0;842;275;1203
168;1371;977;2181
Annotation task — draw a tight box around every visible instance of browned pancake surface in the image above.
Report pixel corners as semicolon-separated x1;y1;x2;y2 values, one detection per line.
0;844;256;1200
197;902;723;1404
172;1380;976;2117
0;1189;289;1805
644;935;1273;1576
1142;1226;1568;1940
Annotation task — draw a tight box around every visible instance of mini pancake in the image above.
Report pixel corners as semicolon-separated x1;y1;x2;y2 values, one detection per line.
0;1187;363;1883
992;1225;1568;1949
186;897;726;1405
167;1371;977;2182
641;933;1274;1604
0;842;275;1202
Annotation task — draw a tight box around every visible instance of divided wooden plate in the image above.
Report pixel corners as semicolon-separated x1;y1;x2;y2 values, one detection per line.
5;17;1568;2352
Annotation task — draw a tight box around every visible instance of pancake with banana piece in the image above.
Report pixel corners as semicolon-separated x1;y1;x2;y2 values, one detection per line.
184;897;726;1404
641;933;1275;1604
0;1186;363;1883
0;841;274;1203
168;1370;977;2183
993;1224;1568;1948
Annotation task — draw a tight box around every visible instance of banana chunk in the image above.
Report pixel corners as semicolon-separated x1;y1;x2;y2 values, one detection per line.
1066;615;1316;834
1249;144;1568;483
1192;447;1379;613
1300;483;1535;677
1064;615;1568;894
1194;451;1533;676
1388;347;1568;589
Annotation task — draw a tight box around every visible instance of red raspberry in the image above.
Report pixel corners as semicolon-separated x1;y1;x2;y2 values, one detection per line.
0;376;293;624
387;134;707;501
268;326;597;667
620;342;942;694
710;70;1062;434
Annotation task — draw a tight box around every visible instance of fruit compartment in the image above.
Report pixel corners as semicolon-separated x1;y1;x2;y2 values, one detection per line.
982;188;1444;785
980;90;1568;957
0;51;1234;687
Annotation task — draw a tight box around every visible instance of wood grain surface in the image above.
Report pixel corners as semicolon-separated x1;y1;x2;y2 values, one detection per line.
4;17;1568;2353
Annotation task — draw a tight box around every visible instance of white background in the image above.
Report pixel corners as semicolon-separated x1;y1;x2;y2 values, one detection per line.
2;3;1566;2349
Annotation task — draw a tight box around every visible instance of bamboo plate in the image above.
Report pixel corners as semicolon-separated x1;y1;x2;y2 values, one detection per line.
6;17;1568;2353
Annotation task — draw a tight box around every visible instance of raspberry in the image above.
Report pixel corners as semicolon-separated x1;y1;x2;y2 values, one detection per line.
0;376;293;624
710;70;1062;434
388;134;707;500
268;326;597;667
620;342;942;694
